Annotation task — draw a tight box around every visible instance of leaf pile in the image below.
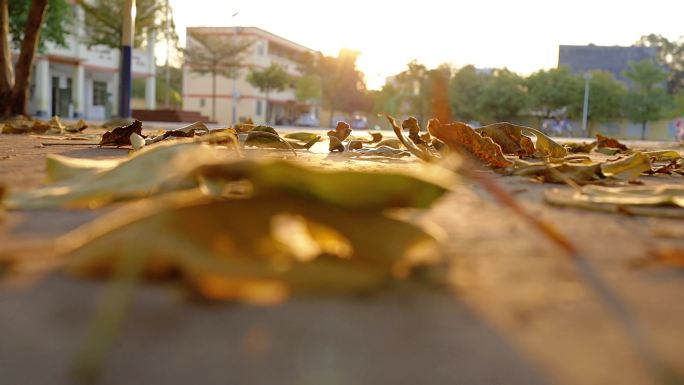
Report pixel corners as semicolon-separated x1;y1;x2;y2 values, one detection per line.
1;115;83;135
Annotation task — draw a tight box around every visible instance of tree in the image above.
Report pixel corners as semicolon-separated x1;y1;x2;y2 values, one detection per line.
568;70;625;123
622;60;671;139
0;0;56;117
478;68;528;123
526;66;582;121
184;31;252;121
305;50;366;126
449;65;486;122
75;0;174;50
635;34;684;94
132;65;182;107
9;0;70;51
294;73;321;104
370;83;400;117
394;60;431;126
246;63;290;124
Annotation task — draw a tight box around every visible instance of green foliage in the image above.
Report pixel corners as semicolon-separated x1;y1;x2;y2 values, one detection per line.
8;0;72;51
526;66;582;118
131;65;182;107
394;60;431;124
584;71;626;122
622;60;672;139
76;0;176;49
370;84;400;116
247;63;290;96
294;74;321;103
449;65;485;122
477;68;528;123
635;34;684;94
298;50;367;123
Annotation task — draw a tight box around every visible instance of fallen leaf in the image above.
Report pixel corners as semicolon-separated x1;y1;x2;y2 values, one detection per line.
512;160;602;184
476;122;568;158
375;138;402;149
193;159;452;209
99;120;145;147
643;150;681;162
385;115;437;162
347;146;411;158
369;131;383;143
565;141;597;154
347;140;363;150
427;118;511;167
544;187;684;218
402;116;428;145
61;193;439;300
65;119;89;133
46;155;121;183
284;132;321;142
5;141;228;209
596;133;628;151
600;152;652;180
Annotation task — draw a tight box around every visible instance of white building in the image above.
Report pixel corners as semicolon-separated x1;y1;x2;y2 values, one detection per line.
25;4;156;120
183;27;319;125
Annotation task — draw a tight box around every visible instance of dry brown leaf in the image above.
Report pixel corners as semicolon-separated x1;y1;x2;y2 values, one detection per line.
99;120;145;147
427;118;512;167
596;133;628;151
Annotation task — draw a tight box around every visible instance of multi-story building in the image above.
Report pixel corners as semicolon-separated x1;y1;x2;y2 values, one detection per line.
182;27;319;125
558;44;657;82
24;4;156;120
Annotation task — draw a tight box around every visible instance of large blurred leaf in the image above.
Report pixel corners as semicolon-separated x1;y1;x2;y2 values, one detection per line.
5;141;227;209
62;193;440;300
194;159;453;209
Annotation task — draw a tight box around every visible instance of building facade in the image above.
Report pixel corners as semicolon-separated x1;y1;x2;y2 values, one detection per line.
183;27;319;125
24;4;156;120
558;44;657;82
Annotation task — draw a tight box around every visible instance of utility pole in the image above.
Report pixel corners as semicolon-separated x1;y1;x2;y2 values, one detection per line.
119;0;136;118
164;0;170;108
581;72;591;136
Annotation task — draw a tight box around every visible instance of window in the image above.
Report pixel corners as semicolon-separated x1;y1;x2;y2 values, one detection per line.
92;81;107;106
199;98;205;107
257;42;265;56
256;100;263;116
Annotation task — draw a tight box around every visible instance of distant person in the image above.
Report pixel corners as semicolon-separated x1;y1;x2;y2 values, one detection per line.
675;117;684;145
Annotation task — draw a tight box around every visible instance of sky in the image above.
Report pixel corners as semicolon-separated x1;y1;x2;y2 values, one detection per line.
168;0;684;90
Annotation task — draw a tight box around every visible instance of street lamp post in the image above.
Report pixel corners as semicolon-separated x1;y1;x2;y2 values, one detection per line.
581;72;592;136
231;14;241;126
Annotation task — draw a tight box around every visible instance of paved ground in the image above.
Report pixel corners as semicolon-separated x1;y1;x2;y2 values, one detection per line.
1;130;683;385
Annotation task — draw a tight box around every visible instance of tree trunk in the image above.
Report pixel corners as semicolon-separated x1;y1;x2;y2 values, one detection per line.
211;70;216;121
9;0;48;116
641;121;647;140
0;0;13;115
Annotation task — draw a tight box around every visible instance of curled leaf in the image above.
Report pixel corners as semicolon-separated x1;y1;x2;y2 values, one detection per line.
385;114;436;162
99;120;145;147
402;116;428;145
596;133;628;151
600;152;652;180
427;118;512;167
476;122;567;158
62;194;439;300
